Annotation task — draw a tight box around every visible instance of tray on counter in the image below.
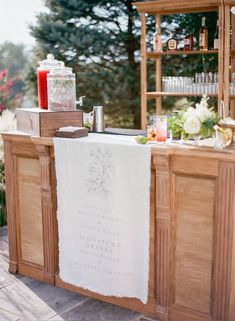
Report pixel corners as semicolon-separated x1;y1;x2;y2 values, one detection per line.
93;128;147;136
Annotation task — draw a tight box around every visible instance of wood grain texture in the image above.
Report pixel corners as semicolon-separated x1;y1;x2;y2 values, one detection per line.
153;155;170;320
230;11;235;119
17;157;44;266
3;141;18;273
172;155;218;177
155;14;162;115
223;0;235;5
212;162;235;321
134;0;221;15
147;50;218;58
35;144;56;284
218;5;225;114
2;134;57;284
174;175;214;314
149;163;157;301
223;5;231;117
3;131;235;321
141;13;147;129
231;18;235;320
16;108;83;137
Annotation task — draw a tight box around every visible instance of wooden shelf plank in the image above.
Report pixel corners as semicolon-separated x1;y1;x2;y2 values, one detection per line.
147;92;218;98
146;50;218;58
133;0;220;15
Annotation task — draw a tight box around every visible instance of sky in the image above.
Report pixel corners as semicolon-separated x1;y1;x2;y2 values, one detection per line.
0;0;47;46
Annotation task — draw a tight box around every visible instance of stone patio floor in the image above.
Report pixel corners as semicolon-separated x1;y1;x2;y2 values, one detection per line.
0;226;160;321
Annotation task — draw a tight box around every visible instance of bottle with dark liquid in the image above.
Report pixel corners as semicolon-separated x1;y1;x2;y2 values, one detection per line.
153;25;162;52
199;16;208;50
214;19;219;50
184;34;194;51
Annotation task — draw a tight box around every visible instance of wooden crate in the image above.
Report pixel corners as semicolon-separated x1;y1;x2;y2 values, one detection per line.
16;108;83;137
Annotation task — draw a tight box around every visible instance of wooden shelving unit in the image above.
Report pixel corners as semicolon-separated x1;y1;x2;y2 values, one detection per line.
134;0;235;129
147;49;218;58
146;91;218;98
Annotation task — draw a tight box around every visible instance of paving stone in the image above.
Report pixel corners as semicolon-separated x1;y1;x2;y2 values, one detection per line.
0;227;161;321
0;308;21;321
0;231;9;268
0;226;8;238
0;277;87;321
0;266;21;289
137;317;160;321
49;298;141;321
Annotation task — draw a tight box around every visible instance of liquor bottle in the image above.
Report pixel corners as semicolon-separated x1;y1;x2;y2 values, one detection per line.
153;26;162;52
167;33;178;51
214;19;219;50
199;16;208;50
184;33;194;51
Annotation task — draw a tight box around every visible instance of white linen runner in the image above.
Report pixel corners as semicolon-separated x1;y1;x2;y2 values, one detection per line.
54;134;151;303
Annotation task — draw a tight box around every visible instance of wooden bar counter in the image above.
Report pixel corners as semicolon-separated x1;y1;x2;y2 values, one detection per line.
3;131;235;321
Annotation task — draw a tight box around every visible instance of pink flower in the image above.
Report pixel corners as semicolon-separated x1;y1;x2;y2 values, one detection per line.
0;70;8;80
0;104;4;112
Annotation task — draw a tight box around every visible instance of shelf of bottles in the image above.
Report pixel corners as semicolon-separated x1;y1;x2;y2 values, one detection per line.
153;15;217;53
146;16;223;98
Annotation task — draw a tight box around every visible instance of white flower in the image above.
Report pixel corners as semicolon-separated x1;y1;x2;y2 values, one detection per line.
0;109;16;160
183;116;201;135
0;109;16;133
195;107;212;122
196;95;209;109
184;107;196;120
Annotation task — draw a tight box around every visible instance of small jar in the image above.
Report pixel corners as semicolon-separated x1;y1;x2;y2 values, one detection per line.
47;68;76;112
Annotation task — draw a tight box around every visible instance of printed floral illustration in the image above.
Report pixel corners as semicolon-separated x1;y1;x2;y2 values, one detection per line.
86;146;115;199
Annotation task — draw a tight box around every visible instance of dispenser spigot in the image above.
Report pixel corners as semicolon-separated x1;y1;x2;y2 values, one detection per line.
76;96;86;108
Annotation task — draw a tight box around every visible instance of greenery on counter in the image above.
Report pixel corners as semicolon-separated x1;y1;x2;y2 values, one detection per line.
168;96;220;141
168;110;185;140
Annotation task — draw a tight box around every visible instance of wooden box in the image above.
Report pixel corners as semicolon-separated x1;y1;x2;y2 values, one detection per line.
16;108;83;137
55;127;88;138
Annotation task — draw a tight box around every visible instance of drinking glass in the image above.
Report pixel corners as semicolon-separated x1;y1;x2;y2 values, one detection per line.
155;115;167;142
147;125;157;142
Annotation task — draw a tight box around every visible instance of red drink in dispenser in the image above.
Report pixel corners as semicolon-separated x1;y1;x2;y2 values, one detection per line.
37;54;63;109
37;69;49;109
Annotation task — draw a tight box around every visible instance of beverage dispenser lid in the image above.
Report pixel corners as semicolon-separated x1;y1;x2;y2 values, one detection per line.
38;54;63;69
47;66;74;76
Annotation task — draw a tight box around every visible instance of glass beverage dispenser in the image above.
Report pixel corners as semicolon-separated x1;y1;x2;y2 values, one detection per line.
37;54;63;109
47;67;76;111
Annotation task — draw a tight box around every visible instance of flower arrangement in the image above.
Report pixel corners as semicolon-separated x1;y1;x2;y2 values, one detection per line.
0;69;13;113
168;96;219;141
0;70;15;227
0;100;16;227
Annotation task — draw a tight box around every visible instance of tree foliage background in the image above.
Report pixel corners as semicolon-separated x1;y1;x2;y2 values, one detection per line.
29;0;218;128
30;0;141;128
0;42;28;109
